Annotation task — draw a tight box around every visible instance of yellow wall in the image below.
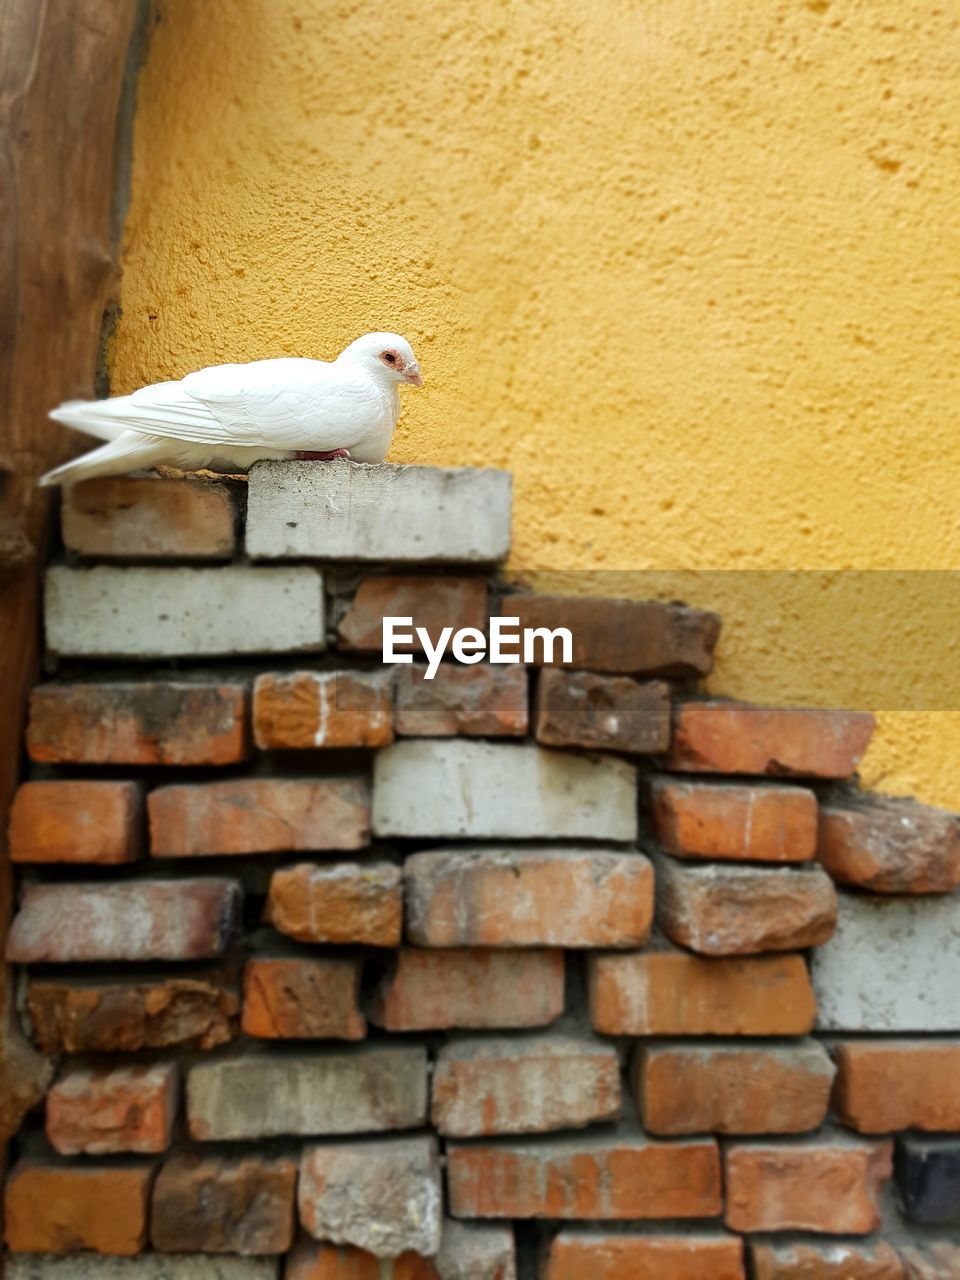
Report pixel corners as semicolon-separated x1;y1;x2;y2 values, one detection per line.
111;0;960;806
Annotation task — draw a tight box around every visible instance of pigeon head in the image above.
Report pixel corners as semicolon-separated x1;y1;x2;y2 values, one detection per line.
338;332;423;387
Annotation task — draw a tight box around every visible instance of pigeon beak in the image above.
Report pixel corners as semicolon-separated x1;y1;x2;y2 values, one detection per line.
404;363;423;388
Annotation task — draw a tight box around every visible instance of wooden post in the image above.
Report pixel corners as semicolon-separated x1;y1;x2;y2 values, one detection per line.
0;0;137;1153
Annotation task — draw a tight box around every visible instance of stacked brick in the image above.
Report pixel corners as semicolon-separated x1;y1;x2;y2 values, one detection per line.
3;460;960;1279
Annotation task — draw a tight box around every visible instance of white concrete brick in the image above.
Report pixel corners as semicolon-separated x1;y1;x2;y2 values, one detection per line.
44;565;324;658
246;459;511;562
373;740;638;841
6;1258;277;1280
812;891;960;1031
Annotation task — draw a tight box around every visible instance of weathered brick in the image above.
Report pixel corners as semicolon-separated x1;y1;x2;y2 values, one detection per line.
899;1243;960;1279
9;780;142;864
151;1153;296;1254
243;956;366;1040
432;1036;621;1137
647;776;817;862
7;878;241;963
26;680;248;765
339;576;487;652
436;1222;516;1280
501;594;720;676
725;1139;893;1233
47;1062;179;1155
543;1232;746;1280
187;1045;427;1140
633;1041;834;1136
535;670;671;754
666;701;875;778
833;1040;960;1134
373;741;637;841
589;951;816;1036
266;862;401;946
246;459;511;563
818;795;960;893
27;972;239;1053
285;1240;439;1280
299;1135;442;1258
654;857;837;955
447;1128;721;1219
4;1159;154;1255
46;565;325;658
405;848;652;948
6;1257;276;1279
370;948;564;1030
395;663;528;737
253;671;393;749
62;476;237;560
750;1241;904;1280
149;778;369;857
896;1137;960;1226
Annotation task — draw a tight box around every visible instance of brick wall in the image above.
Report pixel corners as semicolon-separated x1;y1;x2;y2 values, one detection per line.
4;460;960;1279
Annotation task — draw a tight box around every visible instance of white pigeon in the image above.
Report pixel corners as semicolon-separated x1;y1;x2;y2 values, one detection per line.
40;331;423;486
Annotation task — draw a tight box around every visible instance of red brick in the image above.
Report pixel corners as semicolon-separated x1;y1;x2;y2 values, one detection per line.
285;1240;440;1280
634;1041;834;1136
266;862;402;946
47;1062;179;1155
899;1244;960;1279
818;796;960;893
9;780;142;864
148;778;369;856
433;1036;621;1137
543;1232;745;1280
4;1158;154;1255
647;776;817;862
588;951;816;1036
666;701;875;778
535;670;671;754
7;878;241;963
62;475;236;559
405;848;653;948
833;1040;960;1134
725;1139;893;1233
339;576;487;652
27;972;239;1053
370;948;564;1030
254;670;393;749
502;594;720;676
751;1241;904;1280
26;680;248;765
243;956;366;1040
654;858;837;955
447;1129;722;1219
396;663;528;737
151;1153;296;1254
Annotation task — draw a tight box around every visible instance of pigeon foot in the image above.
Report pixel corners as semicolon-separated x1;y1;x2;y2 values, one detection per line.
295;449;350;461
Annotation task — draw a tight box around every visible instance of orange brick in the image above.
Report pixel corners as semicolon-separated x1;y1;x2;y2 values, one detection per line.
339;575;487;652
666;701;875;778
47;1062;179;1155
818;796;960;893
405;848;654;948
151;1152;296;1254
647;776;817;862
634;1041;834;1136
396;663;528;737
589;951;816;1036
62;475;236;559
9;780;142;864
27;680;248;765
4;1158;154;1255
725;1139;893;1234
370;948;564;1030
543;1232;745;1280
751;1240;904;1280
243;956;366;1040
286;1240;440;1279
535;670;671;754
266;862;402;946
254;670;393;749
149;777;369;856
833;1040;960;1134
447;1129;722;1219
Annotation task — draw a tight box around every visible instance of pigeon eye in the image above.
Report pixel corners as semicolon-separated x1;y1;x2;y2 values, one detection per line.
383;352;397;366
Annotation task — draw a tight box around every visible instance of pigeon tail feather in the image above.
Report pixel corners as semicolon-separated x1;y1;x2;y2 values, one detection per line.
38;432;175;486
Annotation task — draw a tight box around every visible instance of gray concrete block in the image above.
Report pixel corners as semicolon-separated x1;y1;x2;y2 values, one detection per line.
45;565;324;658
6;1258;277;1280
187;1045;427;1139
436;1221;516;1280
812;891;960;1031
246;459;511;563
373;740;638;841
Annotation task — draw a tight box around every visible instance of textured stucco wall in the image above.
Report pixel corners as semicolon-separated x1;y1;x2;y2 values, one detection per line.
110;0;960;806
